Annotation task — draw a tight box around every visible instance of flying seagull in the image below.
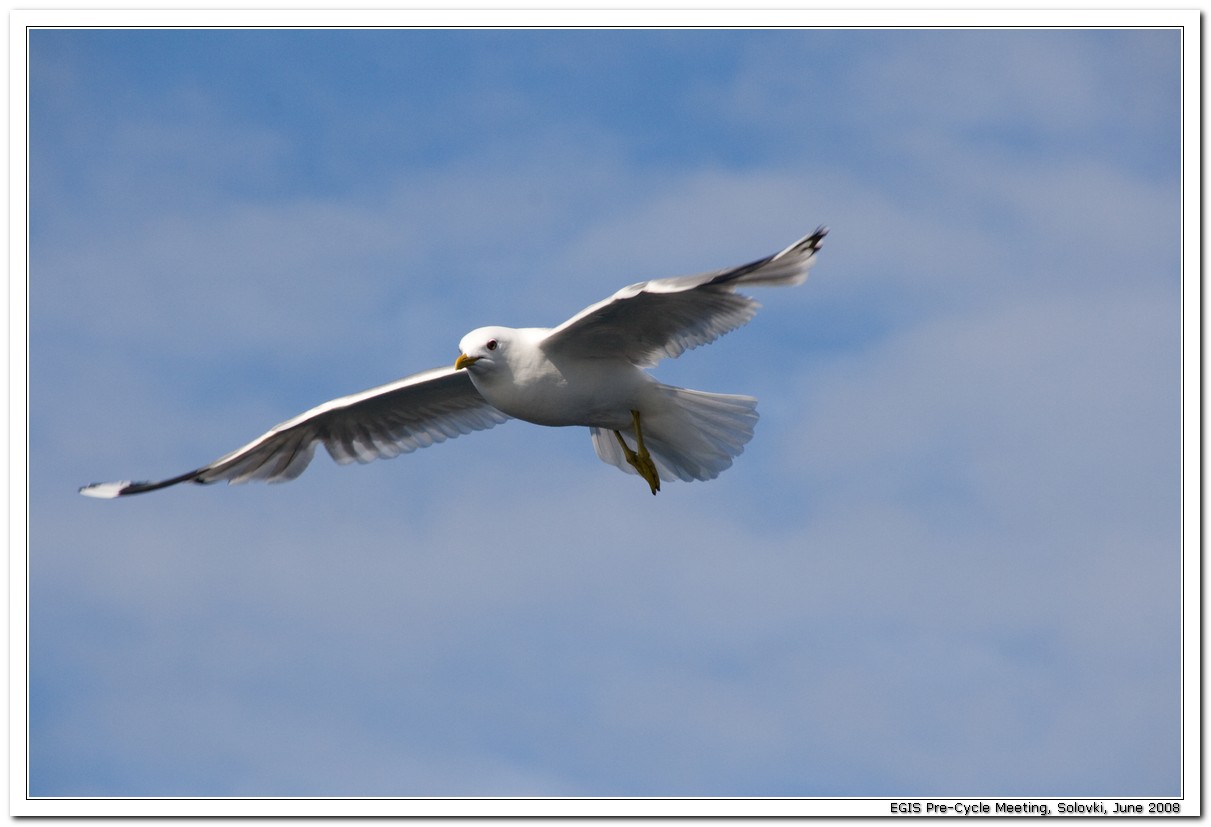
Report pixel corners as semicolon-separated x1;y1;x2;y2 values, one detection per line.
81;227;827;499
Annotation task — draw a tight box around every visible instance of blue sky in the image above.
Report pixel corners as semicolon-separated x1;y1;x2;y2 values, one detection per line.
27;25;1183;799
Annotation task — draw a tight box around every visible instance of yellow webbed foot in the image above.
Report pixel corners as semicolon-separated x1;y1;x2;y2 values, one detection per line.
613;410;661;495
632;450;661;496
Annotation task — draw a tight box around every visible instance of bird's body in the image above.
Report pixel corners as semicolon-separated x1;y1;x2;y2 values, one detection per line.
457;326;653;429
81;227;826;498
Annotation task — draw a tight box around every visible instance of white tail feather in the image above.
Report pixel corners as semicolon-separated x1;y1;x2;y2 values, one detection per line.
591;385;758;483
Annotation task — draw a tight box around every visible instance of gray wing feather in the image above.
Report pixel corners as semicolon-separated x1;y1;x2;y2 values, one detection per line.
79;366;509;498
541;227;826;367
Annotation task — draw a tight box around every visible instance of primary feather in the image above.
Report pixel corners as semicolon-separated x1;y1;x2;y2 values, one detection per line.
80;367;508;498
542;227;826;366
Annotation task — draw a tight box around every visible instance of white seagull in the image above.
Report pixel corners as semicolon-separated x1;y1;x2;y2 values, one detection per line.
81;227;826;498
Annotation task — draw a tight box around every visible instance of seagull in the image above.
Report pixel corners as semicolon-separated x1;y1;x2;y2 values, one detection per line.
80;227;827;499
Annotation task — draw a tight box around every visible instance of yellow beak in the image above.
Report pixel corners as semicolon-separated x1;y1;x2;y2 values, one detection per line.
454;353;479;370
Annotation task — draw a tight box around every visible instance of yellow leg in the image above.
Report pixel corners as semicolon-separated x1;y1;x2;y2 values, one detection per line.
613;409;660;495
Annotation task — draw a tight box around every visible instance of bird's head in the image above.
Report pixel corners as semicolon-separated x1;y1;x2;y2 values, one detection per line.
455;327;513;372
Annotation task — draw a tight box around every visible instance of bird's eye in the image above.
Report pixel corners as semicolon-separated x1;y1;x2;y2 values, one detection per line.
486;339;498;351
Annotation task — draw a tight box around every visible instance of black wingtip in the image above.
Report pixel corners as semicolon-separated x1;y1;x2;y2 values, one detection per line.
776;226;827;261
79;468;209;499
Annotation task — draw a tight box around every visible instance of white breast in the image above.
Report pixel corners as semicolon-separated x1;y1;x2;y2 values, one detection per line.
469;330;651;429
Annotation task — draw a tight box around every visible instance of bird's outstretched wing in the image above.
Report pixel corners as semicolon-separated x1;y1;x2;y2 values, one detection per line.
80;366;509;498
541;227;827;367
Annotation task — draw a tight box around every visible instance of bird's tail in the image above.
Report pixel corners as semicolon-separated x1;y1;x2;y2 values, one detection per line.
590;384;758;483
